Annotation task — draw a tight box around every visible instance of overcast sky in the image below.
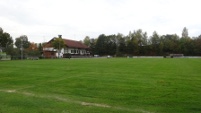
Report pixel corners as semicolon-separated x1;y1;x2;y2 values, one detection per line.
1;0;201;43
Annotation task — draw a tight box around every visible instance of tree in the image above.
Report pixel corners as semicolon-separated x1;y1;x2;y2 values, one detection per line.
26;42;41;57
0;27;13;52
140;31;148;55
38;43;43;53
116;33;126;56
180;27;193;55
150;31;163;55
162;34;180;54
95;34;106;55
0;27;14;57
52;38;65;58
9;48;20;60
95;34;117;56
15;35;30;59
194;35;201;55
125;32;134;55
106;35;117;55
52;38;65;50
0;27;3;34
83;36;90;46
15;35;30;49
182;27;189;38
128;29;148;55
5;44;14;56
126;39;134;55
89;38;97;55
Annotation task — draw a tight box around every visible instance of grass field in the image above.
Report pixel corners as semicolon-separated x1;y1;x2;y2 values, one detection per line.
0;58;201;113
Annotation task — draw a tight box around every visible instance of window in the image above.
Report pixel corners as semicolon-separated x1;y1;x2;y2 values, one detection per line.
71;50;74;53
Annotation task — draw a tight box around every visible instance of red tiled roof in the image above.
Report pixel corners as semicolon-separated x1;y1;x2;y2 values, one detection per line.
63;39;89;49
44;38;89;49
43;42;52;47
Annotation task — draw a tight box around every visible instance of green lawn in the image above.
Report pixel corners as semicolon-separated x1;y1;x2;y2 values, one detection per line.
0;58;201;113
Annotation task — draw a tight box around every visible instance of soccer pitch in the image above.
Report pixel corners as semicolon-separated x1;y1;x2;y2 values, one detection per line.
0;58;201;113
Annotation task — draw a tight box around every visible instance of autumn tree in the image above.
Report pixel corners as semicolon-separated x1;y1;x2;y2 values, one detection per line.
26;43;41;57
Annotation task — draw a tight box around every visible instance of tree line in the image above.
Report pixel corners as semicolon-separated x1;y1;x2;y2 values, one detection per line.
1;27;201;59
0;27;42;59
83;27;201;56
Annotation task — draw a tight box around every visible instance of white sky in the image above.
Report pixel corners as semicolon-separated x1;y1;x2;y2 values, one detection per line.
0;0;201;43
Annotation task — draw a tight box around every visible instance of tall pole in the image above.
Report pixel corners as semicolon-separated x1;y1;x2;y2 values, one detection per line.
6;42;9;58
21;38;23;60
59;41;60;58
0;42;1;52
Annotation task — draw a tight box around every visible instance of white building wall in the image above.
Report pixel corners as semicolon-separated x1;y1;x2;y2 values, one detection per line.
43;47;56;51
56;48;89;57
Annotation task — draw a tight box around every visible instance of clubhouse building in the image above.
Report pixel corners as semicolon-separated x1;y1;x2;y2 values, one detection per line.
43;35;90;58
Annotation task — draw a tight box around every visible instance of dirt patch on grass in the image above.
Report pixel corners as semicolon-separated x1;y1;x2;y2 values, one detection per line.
0;89;16;93
0;89;154;113
81;102;111;108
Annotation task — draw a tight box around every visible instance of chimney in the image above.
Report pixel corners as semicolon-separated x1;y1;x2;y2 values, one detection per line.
58;35;62;38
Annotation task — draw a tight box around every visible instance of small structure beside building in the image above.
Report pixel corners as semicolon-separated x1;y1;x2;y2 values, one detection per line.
164;54;184;58
169;54;184;58
43;35;90;58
